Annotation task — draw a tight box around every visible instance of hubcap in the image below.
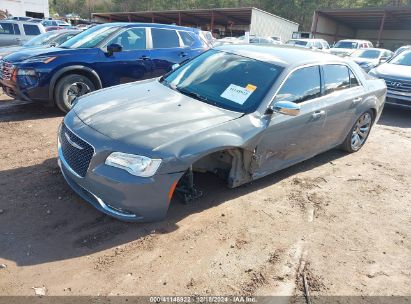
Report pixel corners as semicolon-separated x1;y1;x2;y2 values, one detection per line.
66;82;91;105
351;112;372;150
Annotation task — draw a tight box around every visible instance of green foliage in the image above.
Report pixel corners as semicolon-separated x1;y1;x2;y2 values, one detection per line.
51;0;408;30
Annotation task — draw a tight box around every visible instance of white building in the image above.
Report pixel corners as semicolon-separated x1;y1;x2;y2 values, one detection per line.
2;0;49;19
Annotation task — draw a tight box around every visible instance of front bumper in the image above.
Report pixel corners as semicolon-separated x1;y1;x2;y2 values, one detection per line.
386;90;411;109
57;116;184;222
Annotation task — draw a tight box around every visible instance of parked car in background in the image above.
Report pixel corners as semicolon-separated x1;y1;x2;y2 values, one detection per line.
393;45;411;57
41;19;71;28
330;39;373;57
286;38;330;51
0;23;209;112
0;20;46;47
0;29;80;59
270;36;282;44
369;50;411;109
350;48;393;72
58;45;386;222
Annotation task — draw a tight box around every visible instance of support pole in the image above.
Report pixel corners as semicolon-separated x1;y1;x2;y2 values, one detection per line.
311;11;319;38
377;10;387;47
178;12;181;26
210;10;214;32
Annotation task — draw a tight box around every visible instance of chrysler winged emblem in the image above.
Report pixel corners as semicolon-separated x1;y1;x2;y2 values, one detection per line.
64;132;84;150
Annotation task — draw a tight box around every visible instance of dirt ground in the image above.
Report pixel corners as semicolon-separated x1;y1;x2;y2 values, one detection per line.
0;92;410;298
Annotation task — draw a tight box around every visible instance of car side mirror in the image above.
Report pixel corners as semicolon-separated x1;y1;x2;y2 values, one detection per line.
171;63;180;70
269;101;301;116
107;43;122;56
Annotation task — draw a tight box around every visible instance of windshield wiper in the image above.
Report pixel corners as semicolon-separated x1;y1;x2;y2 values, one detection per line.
176;86;208;102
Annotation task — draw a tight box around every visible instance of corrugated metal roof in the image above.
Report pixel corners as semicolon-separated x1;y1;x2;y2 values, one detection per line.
93;7;254;26
317;7;411;30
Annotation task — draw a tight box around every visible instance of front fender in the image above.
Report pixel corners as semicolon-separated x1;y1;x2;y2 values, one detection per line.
48;65;103;100
156;114;269;174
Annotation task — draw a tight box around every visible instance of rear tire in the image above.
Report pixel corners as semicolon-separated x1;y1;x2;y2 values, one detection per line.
341;110;374;153
54;74;95;113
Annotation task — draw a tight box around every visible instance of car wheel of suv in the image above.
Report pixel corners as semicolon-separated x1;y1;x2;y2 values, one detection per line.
54;74;95;113
341;110;374;153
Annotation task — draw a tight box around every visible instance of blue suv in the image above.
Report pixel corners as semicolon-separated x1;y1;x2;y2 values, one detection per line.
0;23;209;112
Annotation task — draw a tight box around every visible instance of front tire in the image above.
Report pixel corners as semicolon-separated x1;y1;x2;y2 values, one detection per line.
341;110;374;153
54;74;95;113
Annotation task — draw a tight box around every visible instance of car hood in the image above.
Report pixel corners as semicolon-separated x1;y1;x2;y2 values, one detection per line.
353;58;378;65
330;48;355;56
373;63;411;80
73;79;243;150
0;46;26;58
3;47;96;63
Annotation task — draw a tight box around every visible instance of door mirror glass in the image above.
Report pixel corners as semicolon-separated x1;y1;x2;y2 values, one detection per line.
272;101;301;116
107;43;122;55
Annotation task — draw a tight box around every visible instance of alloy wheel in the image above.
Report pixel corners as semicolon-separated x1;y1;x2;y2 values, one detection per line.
351;112;372;150
66;82;91;105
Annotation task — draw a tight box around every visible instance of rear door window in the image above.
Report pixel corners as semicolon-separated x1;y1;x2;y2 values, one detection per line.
349;69;359;87
314;41;323;49
23;24;41;36
151;28;180;48
274;66;321;104
0;23;14;35
323;64;350;94
13;24;20;35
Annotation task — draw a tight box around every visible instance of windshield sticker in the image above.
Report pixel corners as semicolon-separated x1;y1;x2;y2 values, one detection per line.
220;84;256;104
246;84;257;91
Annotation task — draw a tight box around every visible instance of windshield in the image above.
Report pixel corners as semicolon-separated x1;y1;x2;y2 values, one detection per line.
389;51;411;66
60;25;118;49
287;40;308;47
351;49;380;59
23;31;60;46
161;49;283;113
334;41;358;49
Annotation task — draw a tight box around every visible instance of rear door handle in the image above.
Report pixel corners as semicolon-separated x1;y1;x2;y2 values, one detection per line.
352;97;362;104
179;51;188;57
311;110;326;119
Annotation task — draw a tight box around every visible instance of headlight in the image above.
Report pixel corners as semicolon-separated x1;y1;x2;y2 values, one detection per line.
23;56;57;64
105;152;162;177
17;69;36;76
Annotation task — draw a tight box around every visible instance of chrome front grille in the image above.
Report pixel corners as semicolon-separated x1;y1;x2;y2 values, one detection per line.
382;77;411;93
60;123;94;178
0;59;15;81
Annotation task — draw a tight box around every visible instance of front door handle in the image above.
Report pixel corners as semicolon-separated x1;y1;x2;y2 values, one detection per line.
140;55;150;60
179;51;188;58
352;97;363;104
311;110;326;119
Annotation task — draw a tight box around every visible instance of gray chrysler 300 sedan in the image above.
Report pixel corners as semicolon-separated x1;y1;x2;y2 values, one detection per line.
58;45;386;222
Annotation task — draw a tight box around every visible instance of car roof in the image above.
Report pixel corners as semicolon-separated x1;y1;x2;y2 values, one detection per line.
289;38;324;41
215;44;345;68
0;19;41;25
95;22;200;32
356;47;390;52
338;39;371;42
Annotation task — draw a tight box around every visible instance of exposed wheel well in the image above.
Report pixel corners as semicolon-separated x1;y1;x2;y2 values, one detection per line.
191;148;254;188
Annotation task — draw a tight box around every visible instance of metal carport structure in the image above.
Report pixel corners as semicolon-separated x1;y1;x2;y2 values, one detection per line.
92;8;299;41
311;7;411;50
